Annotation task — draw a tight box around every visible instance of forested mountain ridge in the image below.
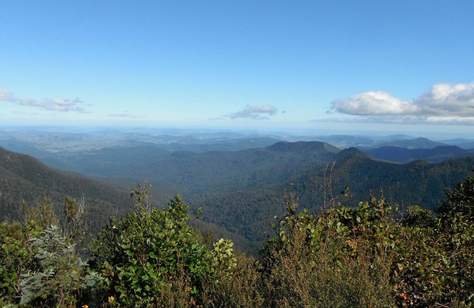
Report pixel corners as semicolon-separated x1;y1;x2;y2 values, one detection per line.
35;141;341;197
192;147;474;243
292;147;474;210
366;145;474;163
0;147;131;230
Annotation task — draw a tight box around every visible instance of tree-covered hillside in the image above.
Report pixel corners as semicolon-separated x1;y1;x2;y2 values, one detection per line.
0;147;256;251
292;148;474;210
40;141;340;195
0;147;132;231
191;148;474;243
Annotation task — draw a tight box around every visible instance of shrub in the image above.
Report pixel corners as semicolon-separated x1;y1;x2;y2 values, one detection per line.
90;195;239;306
19;225;87;307
260;200;394;307
202;252;263;307
0;222;29;304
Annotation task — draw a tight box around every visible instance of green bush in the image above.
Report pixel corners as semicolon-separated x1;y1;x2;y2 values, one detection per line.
259;201;394;307
0;199;91;307
1;176;473;307
0;222;29;304
90;195;239;306
437;176;474;304
19;225;87;307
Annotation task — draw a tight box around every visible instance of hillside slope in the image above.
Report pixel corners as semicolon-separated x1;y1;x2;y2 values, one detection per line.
293;148;474;210
191;148;474;243
0;147;132;230
0;147;260;251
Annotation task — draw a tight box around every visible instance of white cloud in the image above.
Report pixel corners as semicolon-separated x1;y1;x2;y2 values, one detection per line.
332;91;418;115
0;88;87;113
332;82;474;124
415;83;474;116
226;104;278;120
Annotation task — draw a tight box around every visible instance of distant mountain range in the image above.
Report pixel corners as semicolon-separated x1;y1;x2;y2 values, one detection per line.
441;138;474;149
1;128;474;157
312;135;474;151
0;129;281;154
190;144;474;242
1;132;474;246
366;145;474;163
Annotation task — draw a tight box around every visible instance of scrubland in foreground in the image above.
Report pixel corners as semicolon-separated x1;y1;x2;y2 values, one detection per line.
1;176;473;307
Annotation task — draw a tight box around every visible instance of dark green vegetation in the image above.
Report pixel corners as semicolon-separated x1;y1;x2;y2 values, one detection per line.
0;147;131;232
193;146;474;244
367;145;474;163
1;174;473;307
0;147;253;251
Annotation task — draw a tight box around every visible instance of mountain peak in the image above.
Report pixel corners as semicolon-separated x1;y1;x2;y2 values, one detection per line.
335;147;368;161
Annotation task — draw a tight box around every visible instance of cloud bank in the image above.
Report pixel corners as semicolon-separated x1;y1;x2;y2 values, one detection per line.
226;104;278;120
332;83;474;124
0;89;87;113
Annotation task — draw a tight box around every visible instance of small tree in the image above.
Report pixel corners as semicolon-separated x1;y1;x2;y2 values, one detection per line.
19;225;87;307
438;175;474;222
438;175;474;304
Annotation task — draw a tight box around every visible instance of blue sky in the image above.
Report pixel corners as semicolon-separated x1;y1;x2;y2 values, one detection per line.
1;0;474;135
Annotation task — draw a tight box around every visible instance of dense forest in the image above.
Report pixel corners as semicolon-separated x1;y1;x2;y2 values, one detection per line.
192;147;474;244
0;174;473;307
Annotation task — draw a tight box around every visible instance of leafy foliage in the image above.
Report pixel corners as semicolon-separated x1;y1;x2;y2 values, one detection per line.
259;188;474;307
0;175;473;307
0;222;29;305
90;194;239;306
0;199;92;307
19;225;86;307
259;199;395;307
437;176;474;303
